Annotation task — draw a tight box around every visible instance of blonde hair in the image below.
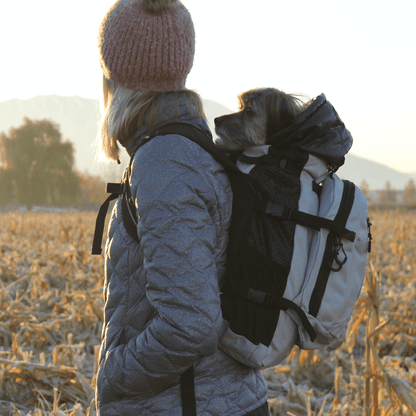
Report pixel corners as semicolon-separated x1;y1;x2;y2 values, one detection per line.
100;76;206;161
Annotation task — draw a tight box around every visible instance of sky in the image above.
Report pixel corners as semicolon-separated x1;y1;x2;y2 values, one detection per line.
1;0;415;172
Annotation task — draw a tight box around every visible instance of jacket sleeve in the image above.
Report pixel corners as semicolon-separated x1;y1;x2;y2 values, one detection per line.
101;136;225;398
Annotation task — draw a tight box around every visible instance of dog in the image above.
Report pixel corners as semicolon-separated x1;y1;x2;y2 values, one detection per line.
214;87;305;153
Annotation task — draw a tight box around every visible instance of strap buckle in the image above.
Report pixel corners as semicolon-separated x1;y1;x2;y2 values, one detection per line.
263;293;274;308
247;288;274;308
106;183;123;194
264;203;292;220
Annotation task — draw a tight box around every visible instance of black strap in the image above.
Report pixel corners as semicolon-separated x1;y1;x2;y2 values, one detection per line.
91;184;123;255
238;154;278;165
255;201;356;242
141;121;240;174
237;155;298;176
288;210;355;242
308;180;356;316
181;366;197;416
101;122;247;250
274;297;317;342
367;217;372;253
247;288;316;341
120;166;141;244
281;159;296;173
119;121;244;246
337;180;355;228
231;286;317;342
121;193;141;244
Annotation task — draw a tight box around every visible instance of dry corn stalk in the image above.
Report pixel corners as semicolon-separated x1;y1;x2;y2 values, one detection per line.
1;209;415;415
364;262;382;416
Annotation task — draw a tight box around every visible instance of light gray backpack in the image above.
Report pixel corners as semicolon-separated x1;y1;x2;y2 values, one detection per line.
219;146;372;369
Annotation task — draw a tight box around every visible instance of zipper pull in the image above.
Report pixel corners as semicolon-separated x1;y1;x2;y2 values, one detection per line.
367;217;373;253
329;235;348;272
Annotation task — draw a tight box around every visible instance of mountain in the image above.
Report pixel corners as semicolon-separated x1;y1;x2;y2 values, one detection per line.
406;172;416;180
337;153;415;190
0;95;414;189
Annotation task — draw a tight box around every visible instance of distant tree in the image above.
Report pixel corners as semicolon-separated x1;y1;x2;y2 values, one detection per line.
0;171;15;204
402;179;416;207
0;132;13;171
378;180;398;207
76;172;108;207
0;133;15;204
2;118;80;208
359;179;372;205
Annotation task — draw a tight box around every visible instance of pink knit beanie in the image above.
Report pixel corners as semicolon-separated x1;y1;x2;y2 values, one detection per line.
98;0;195;91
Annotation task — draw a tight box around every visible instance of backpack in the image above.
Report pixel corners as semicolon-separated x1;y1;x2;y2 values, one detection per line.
92;121;372;412
219;143;372;368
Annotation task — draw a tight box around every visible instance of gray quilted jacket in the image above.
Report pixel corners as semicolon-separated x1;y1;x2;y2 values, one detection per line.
96;95;268;415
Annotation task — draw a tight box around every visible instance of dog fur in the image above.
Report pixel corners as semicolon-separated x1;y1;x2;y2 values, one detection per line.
214;88;304;153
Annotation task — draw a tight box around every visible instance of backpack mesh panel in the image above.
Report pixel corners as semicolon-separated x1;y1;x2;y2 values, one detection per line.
245;164;300;269
222;161;303;346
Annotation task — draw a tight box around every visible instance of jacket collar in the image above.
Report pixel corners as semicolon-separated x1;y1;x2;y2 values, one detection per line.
121;93;212;157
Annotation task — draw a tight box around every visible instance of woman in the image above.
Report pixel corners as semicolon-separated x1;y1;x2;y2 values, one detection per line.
95;0;269;415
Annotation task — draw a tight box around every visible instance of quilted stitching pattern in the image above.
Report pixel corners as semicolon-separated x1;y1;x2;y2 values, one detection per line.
96;117;267;415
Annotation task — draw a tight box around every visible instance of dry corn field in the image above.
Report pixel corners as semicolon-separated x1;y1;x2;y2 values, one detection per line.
0;210;415;416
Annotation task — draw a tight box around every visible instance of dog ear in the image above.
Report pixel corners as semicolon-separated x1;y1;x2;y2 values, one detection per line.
265;90;296;138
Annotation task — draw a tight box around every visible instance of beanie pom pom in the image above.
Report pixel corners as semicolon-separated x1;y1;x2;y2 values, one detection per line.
142;0;180;14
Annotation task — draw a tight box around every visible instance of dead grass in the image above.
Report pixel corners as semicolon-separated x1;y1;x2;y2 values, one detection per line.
0;209;415;415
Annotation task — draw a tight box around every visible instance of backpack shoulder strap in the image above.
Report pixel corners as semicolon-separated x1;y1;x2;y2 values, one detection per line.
91;183;123;255
180;366;197;416
121;166;140;244
138;121;240;174
121;121;251;242
92;122;246;255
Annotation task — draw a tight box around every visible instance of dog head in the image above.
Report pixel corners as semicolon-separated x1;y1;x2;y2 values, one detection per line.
214;88;305;152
